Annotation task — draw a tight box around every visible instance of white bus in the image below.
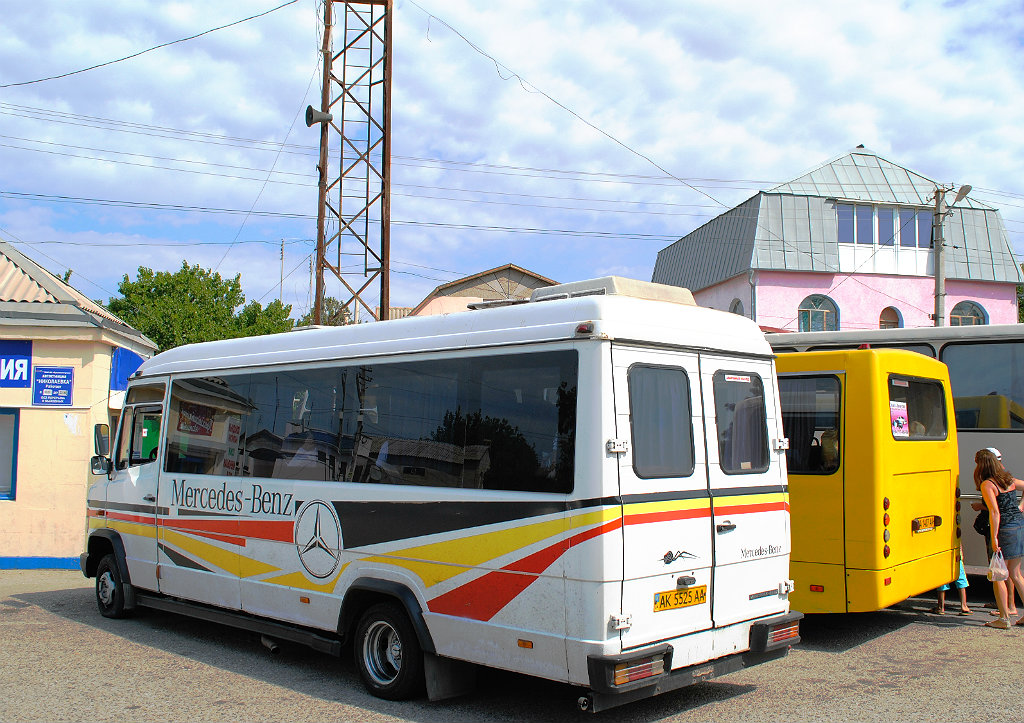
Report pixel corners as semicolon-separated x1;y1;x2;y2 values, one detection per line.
82;277;801;713
768;323;1024;574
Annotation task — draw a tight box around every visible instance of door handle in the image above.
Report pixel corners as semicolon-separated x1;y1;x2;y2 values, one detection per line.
716;521;737;534
143;494;156;503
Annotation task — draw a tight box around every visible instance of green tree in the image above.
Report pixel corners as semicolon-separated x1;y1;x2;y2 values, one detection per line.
1018;265;1023;322
108;262;293;351
296;297;354;326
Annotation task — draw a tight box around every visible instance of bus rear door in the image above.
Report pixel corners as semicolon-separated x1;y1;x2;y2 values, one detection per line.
612;345;714;651
700;357;792;629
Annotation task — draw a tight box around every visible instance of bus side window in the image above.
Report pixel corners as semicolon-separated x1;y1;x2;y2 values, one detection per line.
131;408;163;465
114;408;134;471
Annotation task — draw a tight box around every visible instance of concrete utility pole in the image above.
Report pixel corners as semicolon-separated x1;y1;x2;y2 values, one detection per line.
931;183;972;327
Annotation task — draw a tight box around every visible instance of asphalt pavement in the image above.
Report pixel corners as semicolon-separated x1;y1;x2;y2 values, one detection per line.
1;570;1022;722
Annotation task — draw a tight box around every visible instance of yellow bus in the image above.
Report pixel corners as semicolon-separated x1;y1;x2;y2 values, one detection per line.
776;349;959;613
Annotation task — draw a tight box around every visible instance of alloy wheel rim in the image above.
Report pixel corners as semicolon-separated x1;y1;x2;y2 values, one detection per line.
363;620;402;686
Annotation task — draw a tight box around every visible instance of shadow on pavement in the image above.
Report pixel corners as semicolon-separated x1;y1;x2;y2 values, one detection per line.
11;584;759;723
796;577;1003;654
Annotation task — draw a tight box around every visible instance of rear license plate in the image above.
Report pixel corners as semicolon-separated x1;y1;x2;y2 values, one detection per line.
653;585;707;612
913;515;935;533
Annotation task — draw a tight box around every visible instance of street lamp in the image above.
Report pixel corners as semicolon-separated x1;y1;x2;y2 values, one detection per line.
932;183;972;327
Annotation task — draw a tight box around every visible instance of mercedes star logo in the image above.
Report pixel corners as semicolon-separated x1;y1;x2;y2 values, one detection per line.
293;500;343;579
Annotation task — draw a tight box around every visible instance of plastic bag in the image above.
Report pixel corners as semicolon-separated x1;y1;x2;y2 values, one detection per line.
988;550;1009;582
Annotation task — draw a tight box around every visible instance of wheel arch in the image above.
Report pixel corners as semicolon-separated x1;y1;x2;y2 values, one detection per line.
84;529;132;585
339;578;436;654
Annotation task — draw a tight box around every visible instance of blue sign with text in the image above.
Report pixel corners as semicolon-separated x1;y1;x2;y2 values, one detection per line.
0;340;32;388
32;366;74;407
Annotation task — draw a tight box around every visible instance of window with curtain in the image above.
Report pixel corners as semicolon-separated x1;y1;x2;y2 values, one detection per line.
779;376;840;474
713;371;769;474
628;365;694;478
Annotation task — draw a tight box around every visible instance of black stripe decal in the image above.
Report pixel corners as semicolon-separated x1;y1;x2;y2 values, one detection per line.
711;485;787;497
620;489;711;505
93;500;169;516
334;500;566;549
158;543;212;572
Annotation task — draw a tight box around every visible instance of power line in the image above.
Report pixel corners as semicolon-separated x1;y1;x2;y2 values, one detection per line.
0;1;301;88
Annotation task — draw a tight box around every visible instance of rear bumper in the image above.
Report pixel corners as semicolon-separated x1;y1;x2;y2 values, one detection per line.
581;611;803;713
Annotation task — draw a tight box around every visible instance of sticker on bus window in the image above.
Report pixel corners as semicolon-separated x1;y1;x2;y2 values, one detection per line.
890;400;909;437
891;379;909;388
725;374;751;384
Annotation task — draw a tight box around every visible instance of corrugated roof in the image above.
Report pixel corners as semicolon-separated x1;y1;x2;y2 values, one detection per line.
0;253;58;303
653;147;1021;290
0;239;157;350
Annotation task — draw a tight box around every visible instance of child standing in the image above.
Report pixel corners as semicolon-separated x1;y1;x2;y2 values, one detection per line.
934;547;971;615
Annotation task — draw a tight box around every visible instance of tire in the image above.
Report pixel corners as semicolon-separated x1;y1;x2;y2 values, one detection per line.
353;602;425;700
95;554;130;619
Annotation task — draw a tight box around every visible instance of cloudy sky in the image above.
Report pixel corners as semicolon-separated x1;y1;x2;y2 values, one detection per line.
1;0;1022;320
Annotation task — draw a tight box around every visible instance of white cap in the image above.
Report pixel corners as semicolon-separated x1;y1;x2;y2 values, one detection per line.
986;447;1002;460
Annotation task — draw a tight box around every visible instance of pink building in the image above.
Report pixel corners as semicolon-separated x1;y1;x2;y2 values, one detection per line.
652;147;1022;330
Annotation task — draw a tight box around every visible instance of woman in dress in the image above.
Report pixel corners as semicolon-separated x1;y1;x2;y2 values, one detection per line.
975;448;1024;629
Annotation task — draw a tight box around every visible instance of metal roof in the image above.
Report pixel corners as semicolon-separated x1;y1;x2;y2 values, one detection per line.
769;147;994;209
652;147;1022;290
0;239;157;350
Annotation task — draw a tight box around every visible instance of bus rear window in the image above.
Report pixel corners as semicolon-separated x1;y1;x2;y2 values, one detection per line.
889;376;946;440
713;371;769;474
628;365;695;479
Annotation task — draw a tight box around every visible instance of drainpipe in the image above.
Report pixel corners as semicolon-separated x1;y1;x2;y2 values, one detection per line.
748;270;757;323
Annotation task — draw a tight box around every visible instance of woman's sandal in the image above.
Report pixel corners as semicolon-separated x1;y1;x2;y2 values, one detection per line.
1016;616;1024;626
931;606;945;615
959;608;973;616
985;618;1011;629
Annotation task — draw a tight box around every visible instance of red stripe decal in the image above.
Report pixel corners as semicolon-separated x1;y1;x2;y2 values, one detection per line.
624;507;711;526
714;501;789;515
163;518;295;543
428;518;622;621
105;511;158;526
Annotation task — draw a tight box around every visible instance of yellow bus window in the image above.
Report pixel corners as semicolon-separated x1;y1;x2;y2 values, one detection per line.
779;376;840;474
889;376;946;440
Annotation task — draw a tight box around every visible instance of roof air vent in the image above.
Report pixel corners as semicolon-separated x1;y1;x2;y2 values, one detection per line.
530;277;695;306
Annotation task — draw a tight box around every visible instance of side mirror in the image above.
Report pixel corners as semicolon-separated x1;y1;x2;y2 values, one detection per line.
94;424;110;456
90;455;112;476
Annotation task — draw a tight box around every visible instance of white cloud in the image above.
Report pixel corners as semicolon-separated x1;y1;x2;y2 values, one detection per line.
0;0;1021;317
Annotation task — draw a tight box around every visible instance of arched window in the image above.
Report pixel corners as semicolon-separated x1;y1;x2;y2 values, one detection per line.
950;301;987;326
879;307;902;329
729;298;745;317
798;295;839;332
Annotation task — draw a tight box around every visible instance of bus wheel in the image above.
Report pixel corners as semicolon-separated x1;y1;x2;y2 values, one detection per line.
95;554;130;619
354;602;424;700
